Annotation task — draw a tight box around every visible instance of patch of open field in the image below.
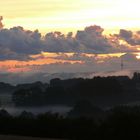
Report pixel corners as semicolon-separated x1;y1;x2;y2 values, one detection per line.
0;135;66;140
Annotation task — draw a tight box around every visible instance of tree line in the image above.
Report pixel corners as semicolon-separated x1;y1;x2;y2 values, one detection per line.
12;72;140;107
0;105;140;139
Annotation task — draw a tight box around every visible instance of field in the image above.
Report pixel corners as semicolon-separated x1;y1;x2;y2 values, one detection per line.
0;135;65;140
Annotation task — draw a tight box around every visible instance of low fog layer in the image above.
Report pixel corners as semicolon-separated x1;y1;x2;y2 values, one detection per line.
0;70;137;85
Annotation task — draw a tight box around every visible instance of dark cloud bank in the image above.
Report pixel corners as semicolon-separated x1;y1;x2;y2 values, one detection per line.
0;24;140;61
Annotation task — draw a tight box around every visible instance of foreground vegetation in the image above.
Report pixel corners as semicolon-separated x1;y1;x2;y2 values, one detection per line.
0;105;140;139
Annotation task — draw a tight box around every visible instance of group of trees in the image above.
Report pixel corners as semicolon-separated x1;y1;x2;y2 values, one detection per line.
11;73;140;107
0;73;140;108
0;105;140;139
12;76;124;106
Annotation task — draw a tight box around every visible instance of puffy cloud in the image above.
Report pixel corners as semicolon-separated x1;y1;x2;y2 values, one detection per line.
117;29;140;46
0;24;139;61
43;26;140;54
119;29;132;39
76;25;112;53
43;31;82;52
43;25;114;54
0;27;42;60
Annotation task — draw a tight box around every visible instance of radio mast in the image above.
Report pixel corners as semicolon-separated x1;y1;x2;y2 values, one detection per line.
119;40;124;71
121;55;124;70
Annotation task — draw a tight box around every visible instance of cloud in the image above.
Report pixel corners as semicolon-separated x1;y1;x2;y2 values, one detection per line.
117;29;140;46
0;52;140;84
75;25;113;53
0;24;139;61
29;52;140;74
42;26;140;54
0;27;42;60
121;53;137;62
43;25;115;54
119;29;132;40
43;31;81;52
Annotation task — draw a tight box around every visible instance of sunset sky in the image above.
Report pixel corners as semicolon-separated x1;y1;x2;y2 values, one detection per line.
1;0;140;33
0;0;140;77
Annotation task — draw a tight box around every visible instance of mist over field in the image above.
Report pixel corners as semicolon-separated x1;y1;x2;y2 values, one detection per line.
0;70;136;84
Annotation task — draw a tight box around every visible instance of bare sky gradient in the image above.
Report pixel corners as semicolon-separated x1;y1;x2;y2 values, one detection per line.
1;0;140;34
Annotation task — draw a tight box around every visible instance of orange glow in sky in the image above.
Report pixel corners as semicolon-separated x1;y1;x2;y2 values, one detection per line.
0;52;128;73
0;53;83;73
0;52;139;73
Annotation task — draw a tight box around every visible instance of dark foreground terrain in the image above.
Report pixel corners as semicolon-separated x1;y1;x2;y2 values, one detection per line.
0;105;140;139
1;73;140;139
0;135;64;140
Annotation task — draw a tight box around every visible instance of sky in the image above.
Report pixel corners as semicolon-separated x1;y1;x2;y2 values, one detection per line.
1;0;140;34
0;0;140;78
